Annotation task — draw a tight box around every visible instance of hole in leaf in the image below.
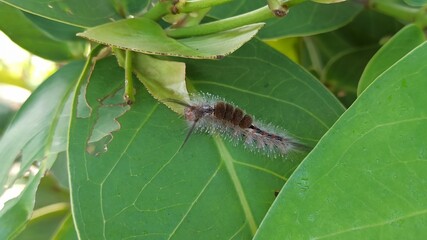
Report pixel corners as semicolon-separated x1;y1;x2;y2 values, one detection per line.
86;87;130;156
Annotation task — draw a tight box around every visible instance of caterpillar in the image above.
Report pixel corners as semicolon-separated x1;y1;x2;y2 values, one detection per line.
166;95;310;157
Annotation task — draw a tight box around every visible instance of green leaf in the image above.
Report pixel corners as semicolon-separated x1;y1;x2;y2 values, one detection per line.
0;0;149;27
23;11;84;41
358;24;426;95
260;1;362;39
49;152;71;190
324;46;378;106
0;171;43;240
403;0;427;7
0;61;83;188
0;101;15;136
68;40;344;239
14;203;70;240
255;42;427;239
209;0;362;39
51;213;78;240
127;53;188;113
337;9;403;46
0;2;85;61
296;9;402;80
311;0;347;3
264;37;300;63
114;50;188;111
0;61;83;239
78;18;264;59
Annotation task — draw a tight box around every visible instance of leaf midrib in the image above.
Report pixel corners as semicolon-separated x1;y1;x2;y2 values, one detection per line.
213;135;257;235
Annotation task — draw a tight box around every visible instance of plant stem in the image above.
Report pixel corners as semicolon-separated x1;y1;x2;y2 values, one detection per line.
180;0;232;12
267;0;288;17
362;0;427;27
144;0;232;20
75;45;104;94
166;0;306;38
124;50;135;105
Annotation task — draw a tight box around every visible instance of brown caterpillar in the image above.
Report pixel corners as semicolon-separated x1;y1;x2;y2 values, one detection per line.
166;95;310;157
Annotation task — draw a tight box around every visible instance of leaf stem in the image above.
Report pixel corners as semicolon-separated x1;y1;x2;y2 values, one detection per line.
166;0;306;38
74;45;103;96
143;1;170;20
213;136;258;236
144;0;232;20
124;50;135;105
180;0;232;12
267;0;288;17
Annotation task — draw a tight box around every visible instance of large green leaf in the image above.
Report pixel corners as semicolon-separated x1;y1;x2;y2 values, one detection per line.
404;0;427;6
0;0;149;27
209;0;362;39
358;24;426;95
0;2;85;61
0;61;83;239
68;40;344;239
337;9;403;46
78;18;264;59
296;8;402;81
255;42;427;239
23;11;84;41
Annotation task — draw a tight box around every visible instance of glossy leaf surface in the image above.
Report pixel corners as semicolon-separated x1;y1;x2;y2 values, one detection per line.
209;0;362;39
358;24;426;95
255;42;427;239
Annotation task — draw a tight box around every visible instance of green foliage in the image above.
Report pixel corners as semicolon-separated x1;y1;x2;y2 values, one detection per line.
0;3;85;61
0;0;426;239
255;42;427;239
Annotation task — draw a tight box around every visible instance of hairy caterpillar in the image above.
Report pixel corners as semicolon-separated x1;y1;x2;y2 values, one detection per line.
166;95;310;157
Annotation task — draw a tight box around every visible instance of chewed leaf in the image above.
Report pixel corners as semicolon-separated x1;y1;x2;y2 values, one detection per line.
0;170;44;240
68;39;344;239
76;58;131;156
0;61;83;239
78;17;263;59
86;88;130;156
